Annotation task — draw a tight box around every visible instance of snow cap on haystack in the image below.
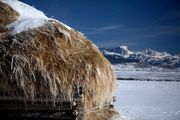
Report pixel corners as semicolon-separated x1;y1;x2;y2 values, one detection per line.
0;0;116;109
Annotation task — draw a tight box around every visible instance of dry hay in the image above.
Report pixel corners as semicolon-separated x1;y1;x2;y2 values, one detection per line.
0;0;116;113
0;1;19;25
0;1;18;38
86;107;119;120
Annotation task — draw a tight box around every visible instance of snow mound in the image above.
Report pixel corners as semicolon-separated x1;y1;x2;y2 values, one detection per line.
3;0;48;19
8;18;49;34
2;0;72;34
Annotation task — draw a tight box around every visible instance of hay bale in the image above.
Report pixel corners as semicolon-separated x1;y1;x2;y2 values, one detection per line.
0;0;116;111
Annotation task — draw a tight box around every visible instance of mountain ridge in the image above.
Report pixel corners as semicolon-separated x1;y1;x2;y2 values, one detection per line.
100;46;180;68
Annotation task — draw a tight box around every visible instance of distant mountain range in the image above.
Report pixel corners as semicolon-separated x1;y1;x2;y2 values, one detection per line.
99;46;180;68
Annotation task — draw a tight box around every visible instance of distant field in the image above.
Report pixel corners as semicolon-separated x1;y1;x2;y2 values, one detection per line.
113;64;180;81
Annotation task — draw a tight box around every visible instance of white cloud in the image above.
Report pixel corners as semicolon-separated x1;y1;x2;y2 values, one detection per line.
79;24;126;34
98;25;125;31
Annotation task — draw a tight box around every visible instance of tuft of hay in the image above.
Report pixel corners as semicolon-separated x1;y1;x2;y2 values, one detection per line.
0;1;116;113
0;1;19;25
86;107;119;120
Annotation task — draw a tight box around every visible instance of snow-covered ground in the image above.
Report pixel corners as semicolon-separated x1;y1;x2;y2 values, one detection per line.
114;80;180;120
114;64;180;81
113;63;180;120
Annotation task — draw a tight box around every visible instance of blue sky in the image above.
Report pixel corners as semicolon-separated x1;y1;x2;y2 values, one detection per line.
20;0;180;54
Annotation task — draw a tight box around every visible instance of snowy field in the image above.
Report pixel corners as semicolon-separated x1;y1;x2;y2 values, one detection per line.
114;80;180;120
113;64;180;120
114;64;180;81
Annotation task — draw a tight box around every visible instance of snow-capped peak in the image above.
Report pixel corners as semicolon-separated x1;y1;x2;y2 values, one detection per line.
120;45;128;50
141;48;172;59
119;45;133;55
143;49;159;55
2;0;72;34
100;46;180;68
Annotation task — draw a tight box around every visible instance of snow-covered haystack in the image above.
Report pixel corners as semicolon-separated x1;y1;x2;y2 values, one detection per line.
0;0;116;113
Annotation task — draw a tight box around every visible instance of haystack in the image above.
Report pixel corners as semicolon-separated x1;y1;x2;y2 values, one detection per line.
0;0;116;117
